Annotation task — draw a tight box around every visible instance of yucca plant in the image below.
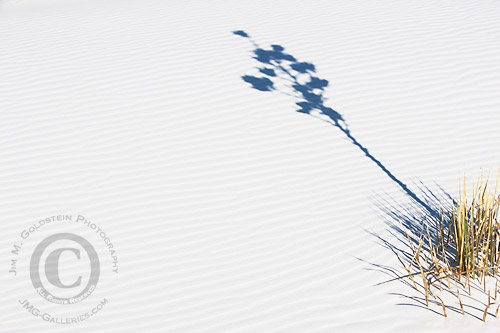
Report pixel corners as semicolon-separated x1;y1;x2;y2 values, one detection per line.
451;173;500;279
400;171;500;320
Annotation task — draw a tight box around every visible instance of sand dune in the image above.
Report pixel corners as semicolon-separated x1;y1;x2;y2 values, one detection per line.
1;0;500;331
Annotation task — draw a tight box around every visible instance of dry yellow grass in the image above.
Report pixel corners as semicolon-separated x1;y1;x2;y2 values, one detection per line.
452;172;500;279
456;288;464;315
483;304;491;322
401;171;500;320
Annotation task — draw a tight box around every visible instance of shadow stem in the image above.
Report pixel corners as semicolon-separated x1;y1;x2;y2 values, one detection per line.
334;120;436;217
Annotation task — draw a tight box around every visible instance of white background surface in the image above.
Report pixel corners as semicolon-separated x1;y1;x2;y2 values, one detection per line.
1;0;500;331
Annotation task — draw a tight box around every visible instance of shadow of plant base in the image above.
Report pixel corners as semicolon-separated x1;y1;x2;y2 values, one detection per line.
367;180;500;321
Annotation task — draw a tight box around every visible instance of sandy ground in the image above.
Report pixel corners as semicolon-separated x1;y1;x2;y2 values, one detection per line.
1;0;500;331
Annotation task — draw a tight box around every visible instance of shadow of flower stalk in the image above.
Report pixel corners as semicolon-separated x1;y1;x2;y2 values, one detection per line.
234;30;435;217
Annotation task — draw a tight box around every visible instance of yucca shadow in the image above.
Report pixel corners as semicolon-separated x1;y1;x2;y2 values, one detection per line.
233;29;447;250
233;30;436;218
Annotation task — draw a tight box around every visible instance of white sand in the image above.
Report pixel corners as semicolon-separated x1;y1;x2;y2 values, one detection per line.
1;0;500;331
